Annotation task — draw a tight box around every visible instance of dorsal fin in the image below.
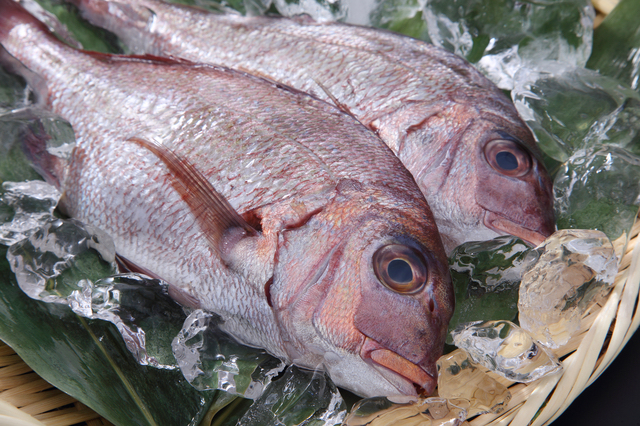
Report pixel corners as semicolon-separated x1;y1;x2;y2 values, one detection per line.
313;79;358;119
127;137;258;257
84;51;197;66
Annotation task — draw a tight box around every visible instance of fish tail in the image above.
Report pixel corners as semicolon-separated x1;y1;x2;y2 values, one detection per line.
70;0;111;25
0;0;80;103
74;0;150;38
0;0;49;44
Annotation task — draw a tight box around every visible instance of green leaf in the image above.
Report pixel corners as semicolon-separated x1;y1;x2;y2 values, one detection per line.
368;0;431;42
34;0;123;53
587;0;640;90
554;146;640;242
0;245;221;426
447;236;529;344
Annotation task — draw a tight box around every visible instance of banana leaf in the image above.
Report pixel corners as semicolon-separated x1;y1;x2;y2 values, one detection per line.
0;243;226;426
587;0;640;91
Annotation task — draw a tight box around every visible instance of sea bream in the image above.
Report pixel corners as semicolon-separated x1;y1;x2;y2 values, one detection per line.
0;0;454;398
73;0;556;253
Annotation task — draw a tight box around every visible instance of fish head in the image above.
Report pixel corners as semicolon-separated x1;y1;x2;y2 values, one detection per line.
270;180;453;398
467;108;556;247
392;99;555;253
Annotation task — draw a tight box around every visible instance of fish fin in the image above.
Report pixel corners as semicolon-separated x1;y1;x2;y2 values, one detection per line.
116;254;201;309
313;79;359;120
84;50;197;66
0;0;49;43
0;0;52;101
115;253;160;277
127;137;259;259
0;48;48;102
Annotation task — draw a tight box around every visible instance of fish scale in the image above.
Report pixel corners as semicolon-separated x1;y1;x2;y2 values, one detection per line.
0;0;454;398
76;0;556;252
143;13;479;114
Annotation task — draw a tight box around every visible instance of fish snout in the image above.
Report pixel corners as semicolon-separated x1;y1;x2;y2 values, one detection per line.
484;210;555;247
353;278;450;396
351;235;453;396
360;336;437;396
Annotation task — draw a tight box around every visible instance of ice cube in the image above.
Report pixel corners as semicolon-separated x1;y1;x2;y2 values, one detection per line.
172;309;285;398
437;348;511;416
363;0;429;40
447;236;529;343
512;65;640;163
518;229;618;348
7;217;115;302
418;0;595;90
0;181;60;246
451;320;562;383
345;395;467;426
236;365;347;425
5;217;183;368
554;147;640;247
270;0;347;21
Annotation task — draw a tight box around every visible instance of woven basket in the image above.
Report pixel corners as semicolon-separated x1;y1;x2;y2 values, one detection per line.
0;341;112;426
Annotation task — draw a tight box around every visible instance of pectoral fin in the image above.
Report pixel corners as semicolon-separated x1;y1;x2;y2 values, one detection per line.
127;137;258;260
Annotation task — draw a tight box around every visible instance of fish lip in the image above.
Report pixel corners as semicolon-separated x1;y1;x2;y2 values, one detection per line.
360;337;437;396
484;211;550;247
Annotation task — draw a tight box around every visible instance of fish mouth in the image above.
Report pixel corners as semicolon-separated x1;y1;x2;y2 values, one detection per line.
484;211;549;247
360;337;437;396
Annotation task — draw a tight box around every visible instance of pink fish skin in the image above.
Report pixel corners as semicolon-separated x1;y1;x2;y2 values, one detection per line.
73;0;556;253
0;0;453;398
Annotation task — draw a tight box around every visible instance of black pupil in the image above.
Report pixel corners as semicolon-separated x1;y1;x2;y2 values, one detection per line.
387;259;413;283
496;151;518;170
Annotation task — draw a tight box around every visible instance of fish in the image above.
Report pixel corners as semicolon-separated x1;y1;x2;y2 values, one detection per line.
72;0;557;253
0;0;454;398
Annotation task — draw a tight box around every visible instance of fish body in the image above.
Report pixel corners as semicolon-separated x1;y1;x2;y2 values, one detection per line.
75;0;556;253
0;0;454;398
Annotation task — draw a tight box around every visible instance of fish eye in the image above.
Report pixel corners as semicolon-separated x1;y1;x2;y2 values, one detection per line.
484;139;532;177
372;244;428;294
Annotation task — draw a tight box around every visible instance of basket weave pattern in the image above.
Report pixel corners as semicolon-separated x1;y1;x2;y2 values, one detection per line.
0;341;112;426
